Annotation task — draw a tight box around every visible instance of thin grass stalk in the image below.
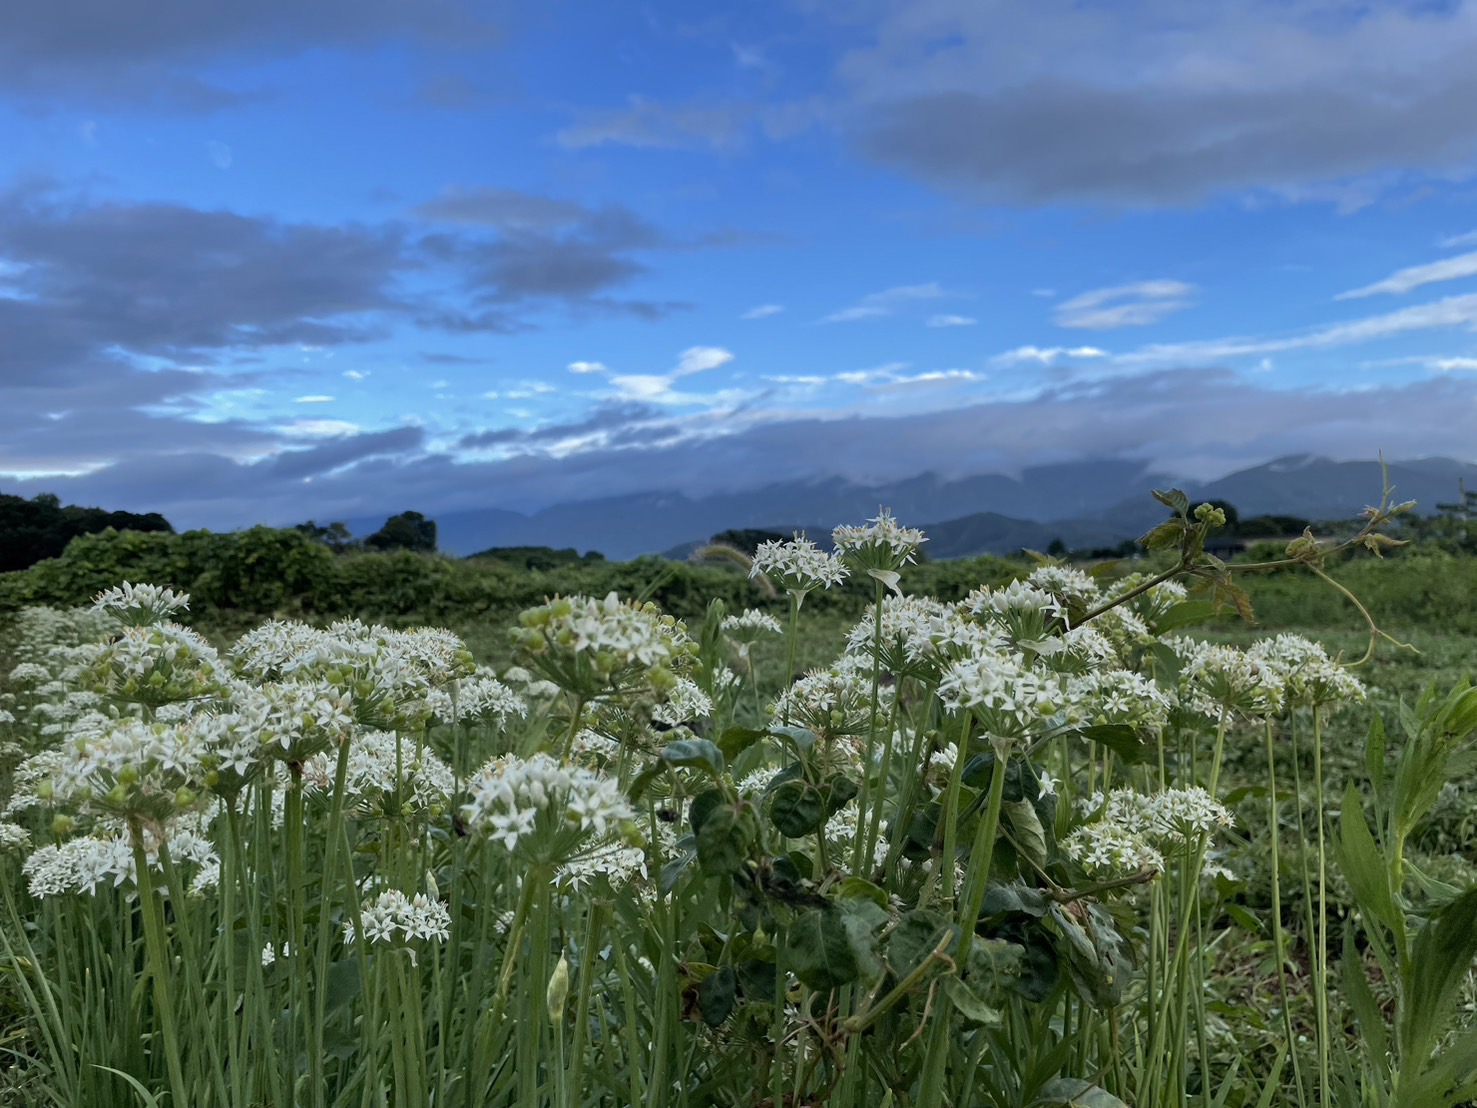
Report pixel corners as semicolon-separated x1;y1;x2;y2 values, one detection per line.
852;578;888;873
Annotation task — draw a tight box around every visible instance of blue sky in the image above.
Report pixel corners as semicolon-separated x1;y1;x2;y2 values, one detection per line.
4;0;1477;529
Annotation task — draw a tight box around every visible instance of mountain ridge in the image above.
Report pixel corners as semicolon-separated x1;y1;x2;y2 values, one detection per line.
342;455;1472;560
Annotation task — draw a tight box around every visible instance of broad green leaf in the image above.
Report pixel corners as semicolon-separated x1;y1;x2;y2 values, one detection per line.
696;804;752;877
1340;922;1389;1086
767;778;827;837
887;910;953;976
1075;724;1149;765
822;773;859;818
660;738;724;777
697;966;737;1027
688;788;725;836
716;727;766;762
981;884;1049;919
837;875;889;910
1153;599;1220;633
787;908;860;990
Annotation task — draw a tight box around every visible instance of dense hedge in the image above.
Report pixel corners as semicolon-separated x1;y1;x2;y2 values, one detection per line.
0;526;1026;627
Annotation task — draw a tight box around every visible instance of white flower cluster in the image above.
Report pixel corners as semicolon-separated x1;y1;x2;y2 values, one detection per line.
843;596;998;680
21;811;219;899
512;593;694;697
232;619;473;730
343;888;451;944
651;677;713;727
831;510;927;570
1065;669;1174;732
1026;565;1102;610
771;658;893;742
1247;634;1365;711
85;622;224;707
0;822;31;851
300;730;455;812
1174;639;1284;719
462;752;634;854
10;715;204;815
937;647;1064;741
1066;786;1235;880
91;582;191;626
426;668;526;727
750;535;849;600
722;608;783;638
555;839;648;891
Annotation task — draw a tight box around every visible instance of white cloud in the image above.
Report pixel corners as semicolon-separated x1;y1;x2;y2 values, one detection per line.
673;346;734;376
1336;251;1477;299
568;360;608;374
1121;291;1477;366
609;346;736;403
993;345;1109;366
822;282;947;323
741;304;784;320
294;395;335;403
1055;280;1195;330
342;370;369;381
283;419;359;437
430;379;449;389
1432;357;1477;371
1439;230;1477;249
926;314;976;327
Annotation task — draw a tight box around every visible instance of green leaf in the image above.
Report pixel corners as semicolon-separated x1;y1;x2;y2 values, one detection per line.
839;899;887;984
697;965;737;1026
1365;712;1388;794
688;788;725;836
981;884;1049;919
1139;519;1185;552
787;907;861;990
1399;886;1477;1074
1340;921;1390;1087
696;804;752;877
1151;488;1191;514
822;773;859;818
717;727;767;762
887;909;954;976
660;738;724;777
325;958;362;1013
767;778;827;837
837;875;889;910
942;976;1002;1025
1335;782;1402;944
1004;797;1049;868
1074;724;1149;765
1153;599;1220;633
1032;1077;1131;1108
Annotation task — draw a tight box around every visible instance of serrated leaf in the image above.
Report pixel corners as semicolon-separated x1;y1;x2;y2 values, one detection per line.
1138;519;1185;552
660;738;724;777
787;908;860;990
1399;887;1477;1073
1152;488;1190;514
1336;782;1401;943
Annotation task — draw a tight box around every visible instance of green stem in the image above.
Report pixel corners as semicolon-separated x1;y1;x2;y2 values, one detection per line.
130;829;188;1106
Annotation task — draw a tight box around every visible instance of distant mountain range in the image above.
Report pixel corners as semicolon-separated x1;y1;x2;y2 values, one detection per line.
343;456;1474;561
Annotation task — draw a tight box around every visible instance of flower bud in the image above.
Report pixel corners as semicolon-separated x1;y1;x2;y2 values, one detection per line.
546;952;571;1023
